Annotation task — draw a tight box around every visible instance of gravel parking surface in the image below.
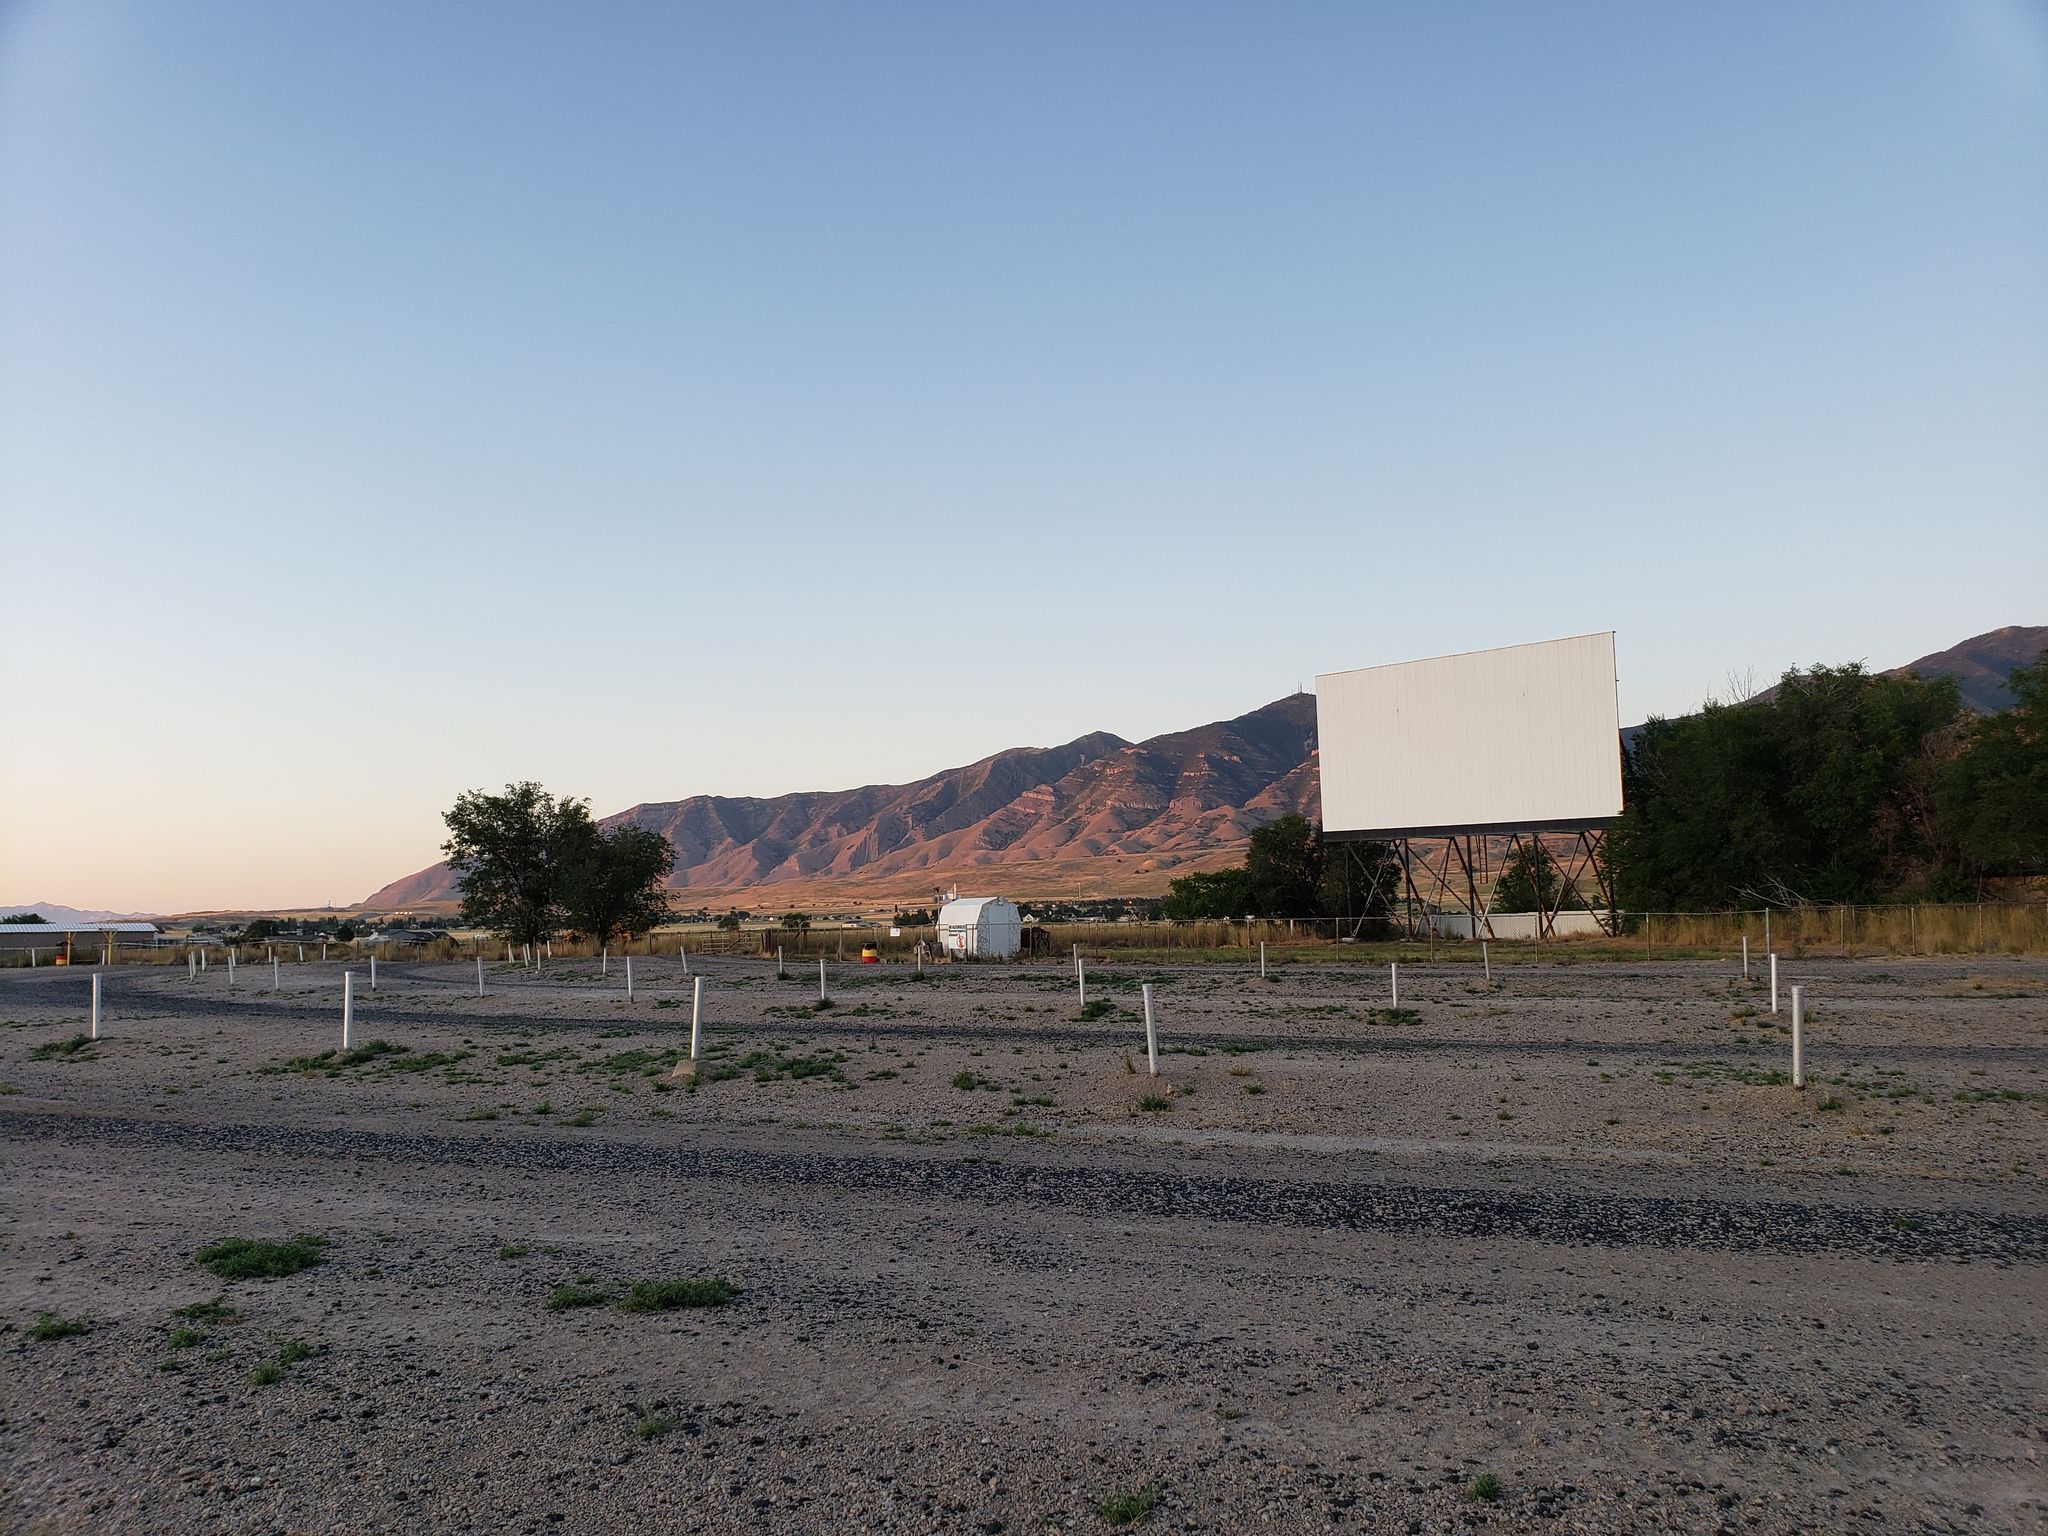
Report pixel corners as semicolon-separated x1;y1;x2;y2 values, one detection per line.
5;953;2045;1533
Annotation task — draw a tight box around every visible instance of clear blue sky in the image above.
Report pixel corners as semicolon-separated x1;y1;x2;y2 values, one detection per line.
3;0;2044;912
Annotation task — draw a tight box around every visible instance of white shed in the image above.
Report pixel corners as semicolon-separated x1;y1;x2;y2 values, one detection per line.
936;897;1022;960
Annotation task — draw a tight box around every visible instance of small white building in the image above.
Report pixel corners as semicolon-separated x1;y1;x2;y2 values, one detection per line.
936;897;1022;960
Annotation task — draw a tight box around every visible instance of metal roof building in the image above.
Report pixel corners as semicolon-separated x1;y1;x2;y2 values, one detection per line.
0;921;160;955
936;897;1021;960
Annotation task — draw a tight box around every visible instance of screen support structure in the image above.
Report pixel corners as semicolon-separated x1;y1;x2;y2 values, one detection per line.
1342;830;1616;941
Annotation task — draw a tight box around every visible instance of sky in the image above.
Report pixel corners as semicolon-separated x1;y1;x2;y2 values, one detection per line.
2;0;2044;914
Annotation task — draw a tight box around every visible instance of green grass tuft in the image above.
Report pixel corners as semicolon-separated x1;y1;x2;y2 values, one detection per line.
195;1234;328;1281
617;1277;739;1312
29;1033;95;1061
28;1313;90;1342
1095;1483;1161;1526
1466;1472;1503;1502
545;1282;612;1312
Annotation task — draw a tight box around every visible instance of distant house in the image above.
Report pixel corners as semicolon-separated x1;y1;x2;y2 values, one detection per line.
936;897;1022;960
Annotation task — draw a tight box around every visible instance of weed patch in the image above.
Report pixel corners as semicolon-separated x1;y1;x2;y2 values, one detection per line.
1095;1484;1161;1526
195;1234;328;1281
545;1283;612;1312
617;1277;738;1312
29;1034;95;1062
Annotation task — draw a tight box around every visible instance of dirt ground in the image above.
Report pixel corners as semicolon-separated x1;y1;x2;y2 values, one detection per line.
4;952;2044;1534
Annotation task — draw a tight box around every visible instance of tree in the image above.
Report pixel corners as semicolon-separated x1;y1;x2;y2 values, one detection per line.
1490;841;1561;914
716;910;743;931
2;912;49;924
561;824;676;952
1160;867;1254;920
335;921;358;942
779;911;812;932
440;782;594;951
1316;838;1398;929
1938;652;2048;881
238;918;281;943
1247;814;1325;917
1609;664;1963;910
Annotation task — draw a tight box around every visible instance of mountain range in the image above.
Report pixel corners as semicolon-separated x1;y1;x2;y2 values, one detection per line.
364;625;2044;911
1;903;163;925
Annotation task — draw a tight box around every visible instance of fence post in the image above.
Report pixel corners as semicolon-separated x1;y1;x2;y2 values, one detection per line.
1482;940;1491;984
228;951;235;988
819;957;828;1002
1142;983;1158;1076
1742;935;1749;981
1390;962;1399;1008
342;971;354;1049
1791;985;1804;1089
1770;953;1779;1015
1259;941;1266;979
370;954;377;991
477;955;485;997
1078;955;1087;1010
690;975;703;1060
91;973;101;1040
273;956;280;992
626;955;634;1002
777;946;785;978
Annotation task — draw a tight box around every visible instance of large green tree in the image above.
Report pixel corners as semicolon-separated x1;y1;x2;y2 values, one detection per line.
562;824;677;952
441;783;595;950
1316;838;1399;930
1160;867;1255;920
1609;664;1963;909
1938;653;2048;880
1490;841;1561;914
1247;814;1326;917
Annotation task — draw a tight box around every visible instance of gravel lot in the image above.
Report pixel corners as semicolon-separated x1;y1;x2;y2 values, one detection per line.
4;952;2045;1534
